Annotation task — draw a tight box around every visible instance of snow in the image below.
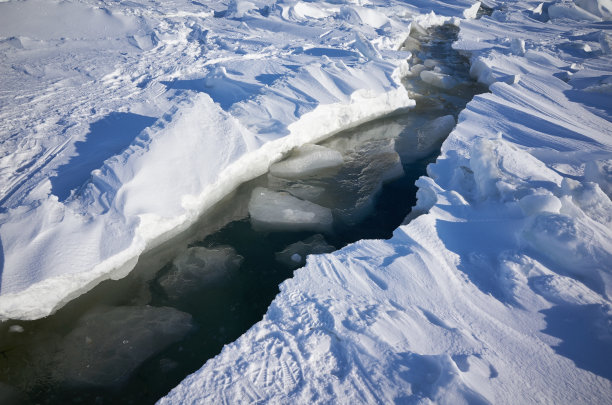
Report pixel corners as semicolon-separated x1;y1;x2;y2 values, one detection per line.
0;0;611;403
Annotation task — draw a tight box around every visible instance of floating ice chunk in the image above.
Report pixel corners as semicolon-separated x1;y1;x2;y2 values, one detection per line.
159;246;243;300
52;306;192;387
518;190;562;216
333;141;404;224
8;325;24;333
419;70;459;89
424;59;438;68
408;63;426;77
419;115;455;148
269;144;344;180
267;176;327;202
248;187;333;232
275;234;336;268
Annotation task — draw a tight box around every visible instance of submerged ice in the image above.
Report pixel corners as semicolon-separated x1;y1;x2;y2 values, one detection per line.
159;246;243;300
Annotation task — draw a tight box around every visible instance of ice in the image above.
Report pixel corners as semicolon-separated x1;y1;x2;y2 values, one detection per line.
275;234;335;268
248;187;333;233
52;306;192;387
419;70;459;89
269;144;344;180
158;246;243;300
8;325;24;333
1;0;611;402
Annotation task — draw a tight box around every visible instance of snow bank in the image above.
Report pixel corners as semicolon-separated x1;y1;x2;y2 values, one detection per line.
0;0;450;319
162;0;612;403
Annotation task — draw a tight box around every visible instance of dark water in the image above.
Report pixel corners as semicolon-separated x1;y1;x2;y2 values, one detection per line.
0;23;487;405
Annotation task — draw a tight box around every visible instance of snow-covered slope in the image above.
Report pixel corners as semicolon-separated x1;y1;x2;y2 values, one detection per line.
0;0;482;319
160;1;612;403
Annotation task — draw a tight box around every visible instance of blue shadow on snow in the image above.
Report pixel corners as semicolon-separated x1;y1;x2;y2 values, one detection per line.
161;78;262;110
51;112;156;202
541;304;612;380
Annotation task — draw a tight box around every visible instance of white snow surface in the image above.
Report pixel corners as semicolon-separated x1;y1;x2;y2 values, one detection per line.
0;0;480;319
160;0;612;404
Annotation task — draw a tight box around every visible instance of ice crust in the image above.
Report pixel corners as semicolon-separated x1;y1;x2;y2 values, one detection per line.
161;1;612;404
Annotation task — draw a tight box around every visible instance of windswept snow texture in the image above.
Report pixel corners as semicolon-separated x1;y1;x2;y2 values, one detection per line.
0;0;484;319
162;1;612;404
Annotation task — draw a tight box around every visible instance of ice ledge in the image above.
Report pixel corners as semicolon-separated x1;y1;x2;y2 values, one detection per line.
0;87;413;321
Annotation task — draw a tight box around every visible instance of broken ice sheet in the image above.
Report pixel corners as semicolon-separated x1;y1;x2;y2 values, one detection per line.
248;187;333;233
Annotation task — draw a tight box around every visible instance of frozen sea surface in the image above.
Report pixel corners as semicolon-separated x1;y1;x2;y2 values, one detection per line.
0;0;611;403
